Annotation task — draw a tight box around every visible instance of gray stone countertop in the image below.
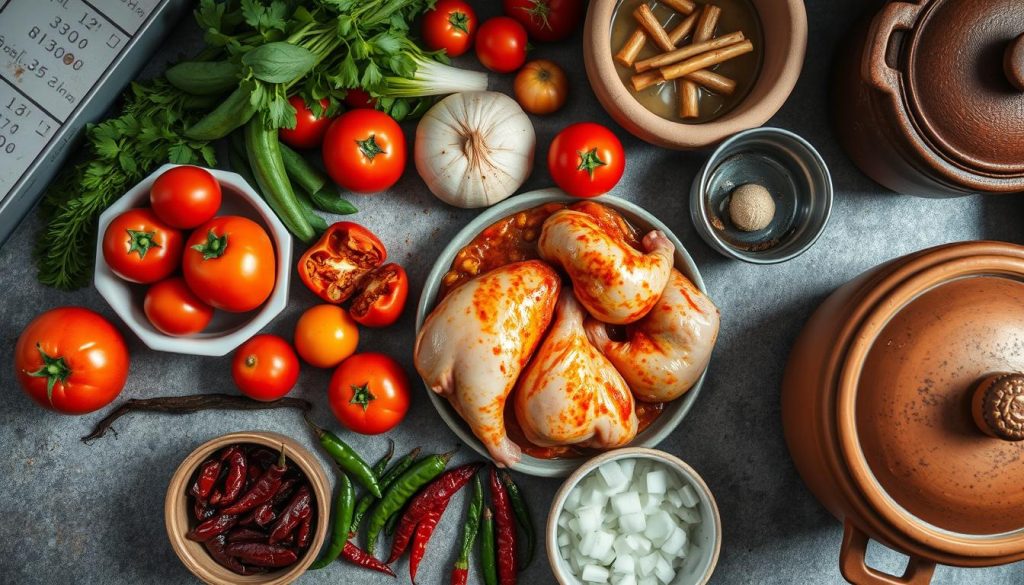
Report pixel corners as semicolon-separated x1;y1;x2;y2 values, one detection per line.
2;0;1023;584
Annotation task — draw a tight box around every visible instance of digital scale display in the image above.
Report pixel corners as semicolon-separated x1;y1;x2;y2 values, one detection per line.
0;0;187;243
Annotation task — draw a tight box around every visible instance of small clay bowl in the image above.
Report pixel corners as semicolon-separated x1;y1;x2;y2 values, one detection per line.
165;431;330;585
583;0;807;150
690;127;832;263
547;447;722;585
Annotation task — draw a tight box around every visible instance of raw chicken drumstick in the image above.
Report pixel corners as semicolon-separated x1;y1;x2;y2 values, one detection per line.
538;209;675;325
414;260;560;467
514;290;638;449
587;268;720;402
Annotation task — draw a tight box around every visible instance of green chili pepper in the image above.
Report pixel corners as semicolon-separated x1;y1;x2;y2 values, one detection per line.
309;470;354;569
350;447;422;537
365;450;454;555
371;440;394;477
244;118;316;243
452;475;484;585
500;470;535;568
185;85;258;140
305;417;381;498
384;505;402;536
480;507;498;585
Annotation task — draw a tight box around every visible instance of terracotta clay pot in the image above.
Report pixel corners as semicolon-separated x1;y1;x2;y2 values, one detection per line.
583;0;806;150
782;241;1024;584
834;0;1024;197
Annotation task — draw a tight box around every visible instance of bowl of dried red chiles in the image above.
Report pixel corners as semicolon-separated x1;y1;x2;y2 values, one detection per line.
165;431;329;584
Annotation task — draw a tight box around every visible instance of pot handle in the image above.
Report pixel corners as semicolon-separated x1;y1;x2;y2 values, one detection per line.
862;2;924;96
840;520;936;585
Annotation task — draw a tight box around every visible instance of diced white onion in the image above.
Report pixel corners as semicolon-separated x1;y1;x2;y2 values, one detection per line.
582;564;610;583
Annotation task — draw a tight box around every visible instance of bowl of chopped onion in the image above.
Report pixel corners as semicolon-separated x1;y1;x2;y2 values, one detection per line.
547;447;721;585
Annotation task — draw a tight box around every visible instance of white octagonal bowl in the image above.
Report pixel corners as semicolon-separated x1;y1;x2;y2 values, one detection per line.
94;164;292;357
415;188;712;477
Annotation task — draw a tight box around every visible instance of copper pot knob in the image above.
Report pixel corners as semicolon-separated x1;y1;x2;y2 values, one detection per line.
972;373;1024;441
1006;34;1024;91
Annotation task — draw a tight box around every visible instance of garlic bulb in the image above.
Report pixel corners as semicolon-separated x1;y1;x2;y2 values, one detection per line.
415;91;535;208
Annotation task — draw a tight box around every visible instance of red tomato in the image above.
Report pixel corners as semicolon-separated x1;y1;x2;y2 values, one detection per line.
423;0;477;57
344;88;377;109
328;353;410;434
279;96;334;149
183;216;276;312
149;166;222;229
502;0;583;42
548;122;626;198
475;17;528;73
232;335;299;401
102;208;183;284
14;307;129;414
144;277;215;336
322;110;406;193
350;263;408;328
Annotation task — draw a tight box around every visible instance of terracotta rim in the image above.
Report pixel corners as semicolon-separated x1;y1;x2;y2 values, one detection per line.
836;255;1024;558
164;431;330;585
545;448;722;585
585;0;807;149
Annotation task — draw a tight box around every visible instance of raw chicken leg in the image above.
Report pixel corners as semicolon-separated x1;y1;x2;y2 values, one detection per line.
586;268;720;402
414;260;560;467
538;209;675;324
514;290;638;449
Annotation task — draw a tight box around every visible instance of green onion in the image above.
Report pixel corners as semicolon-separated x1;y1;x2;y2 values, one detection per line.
380;55;488;98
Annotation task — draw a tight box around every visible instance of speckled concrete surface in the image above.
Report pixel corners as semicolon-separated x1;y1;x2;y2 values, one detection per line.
2;1;1023;584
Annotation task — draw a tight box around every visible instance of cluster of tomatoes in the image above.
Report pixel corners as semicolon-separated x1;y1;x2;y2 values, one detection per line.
231;221;411;435
102;166;277;335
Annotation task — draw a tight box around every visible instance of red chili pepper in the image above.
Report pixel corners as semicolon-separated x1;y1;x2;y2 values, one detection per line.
190;459;221;503
245;463;262;490
221;447;287;515
271;478;298;506
186;512;239;542
341;541;395;577
224;542;298;568
253;502;276;527
226;528;267;543
296;514;313;549
388;463;483;564
490;467;518;585
269;485;312;544
193;498;215;522
203;534;249;575
220;448;248;506
410;510;442;583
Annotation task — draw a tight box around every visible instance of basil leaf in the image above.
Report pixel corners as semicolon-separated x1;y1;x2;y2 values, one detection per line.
242;42;315;83
311;190;358;215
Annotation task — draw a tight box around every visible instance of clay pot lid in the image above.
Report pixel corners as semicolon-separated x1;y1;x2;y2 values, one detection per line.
904;0;1024;176
837;246;1024;551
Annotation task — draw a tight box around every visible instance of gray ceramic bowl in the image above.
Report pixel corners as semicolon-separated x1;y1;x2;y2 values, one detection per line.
415;189;711;477
547;448;722;585
689;127;832;263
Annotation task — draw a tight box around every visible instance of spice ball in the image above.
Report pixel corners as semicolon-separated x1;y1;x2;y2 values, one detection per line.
728;183;775;232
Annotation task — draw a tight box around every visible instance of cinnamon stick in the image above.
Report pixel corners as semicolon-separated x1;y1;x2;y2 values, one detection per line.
635;31;746;73
693;5;722;43
633;4;674;52
615;28;648;67
667;12;699;46
660;40;754;81
631;70;663;92
686;70;736;95
679;81;700;118
661;0;697;15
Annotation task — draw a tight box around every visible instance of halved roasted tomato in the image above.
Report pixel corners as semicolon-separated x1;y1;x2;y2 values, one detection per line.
297;222;386;303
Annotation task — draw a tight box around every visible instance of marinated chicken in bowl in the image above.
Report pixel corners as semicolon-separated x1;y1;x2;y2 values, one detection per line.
414;201;720;467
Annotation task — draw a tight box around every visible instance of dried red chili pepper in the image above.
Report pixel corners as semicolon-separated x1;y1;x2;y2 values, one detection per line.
186;512;239;542
226;528;267;543
203;534;249;574
193;498;216;522
221;447;287;515
296;514;312;549
490;467;518;585
224;542;298;568
388;463;483;564
410;510;442;583
242;501;276;527
245;463;262;490
220;448;248;506
271;478;298;506
269;485;312;544
341;541;395;577
190;459;221;503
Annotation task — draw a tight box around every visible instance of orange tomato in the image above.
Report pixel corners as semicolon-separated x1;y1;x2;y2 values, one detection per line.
144;277;215;336
183;216;276;312
294;304;359;368
513;60;568;115
14;307;129;414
